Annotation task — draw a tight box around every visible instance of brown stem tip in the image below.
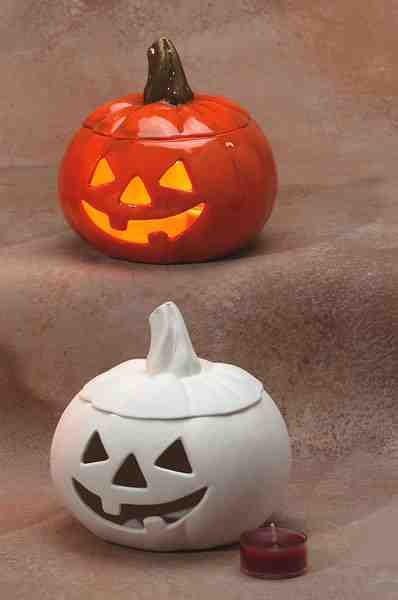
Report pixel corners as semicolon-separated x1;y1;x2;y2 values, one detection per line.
144;37;194;106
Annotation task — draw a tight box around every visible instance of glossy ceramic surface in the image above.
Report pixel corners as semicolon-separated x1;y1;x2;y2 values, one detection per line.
59;94;277;263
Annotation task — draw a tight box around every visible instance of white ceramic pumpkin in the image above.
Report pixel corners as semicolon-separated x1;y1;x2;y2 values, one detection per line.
50;302;291;551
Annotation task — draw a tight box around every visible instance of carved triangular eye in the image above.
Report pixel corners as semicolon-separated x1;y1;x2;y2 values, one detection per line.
90;158;115;186
159;161;193;192
113;454;147;488
155;438;192;473
82;431;109;463
120;176;151;206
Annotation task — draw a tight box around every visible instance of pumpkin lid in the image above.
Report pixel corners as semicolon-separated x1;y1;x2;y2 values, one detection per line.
80;302;263;419
83;38;249;140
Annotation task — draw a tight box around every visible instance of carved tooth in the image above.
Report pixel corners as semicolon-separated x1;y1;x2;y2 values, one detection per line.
143;516;167;532
124;519;144;530
108;215;129;231
148;230;170;247
100;497;121;516
164;509;190;521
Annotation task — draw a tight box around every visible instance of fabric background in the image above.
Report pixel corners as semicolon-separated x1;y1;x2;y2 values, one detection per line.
1;1;398;598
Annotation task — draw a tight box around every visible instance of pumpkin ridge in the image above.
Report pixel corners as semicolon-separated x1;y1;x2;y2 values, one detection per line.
200;99;248;130
199;95;250;118
175;105;185;134
186;102;218;133
110;115;128;134
207;372;249;404
82;122;250;141
92;108;131;135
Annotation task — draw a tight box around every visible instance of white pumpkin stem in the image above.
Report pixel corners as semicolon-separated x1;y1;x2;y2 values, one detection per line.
146;302;201;377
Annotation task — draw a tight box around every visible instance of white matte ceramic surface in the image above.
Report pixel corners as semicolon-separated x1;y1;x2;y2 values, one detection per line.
51;302;291;551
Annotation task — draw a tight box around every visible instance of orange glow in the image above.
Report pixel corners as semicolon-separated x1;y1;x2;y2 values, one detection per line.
159;160;193;192
82;201;204;244
90;158;115;186
120;176;151;206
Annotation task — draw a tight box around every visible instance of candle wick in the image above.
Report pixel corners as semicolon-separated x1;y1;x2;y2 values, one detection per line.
270;522;278;545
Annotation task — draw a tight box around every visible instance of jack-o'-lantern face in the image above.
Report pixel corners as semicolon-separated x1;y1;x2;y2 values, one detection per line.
82;154;205;245
59;38;277;263
73;430;208;531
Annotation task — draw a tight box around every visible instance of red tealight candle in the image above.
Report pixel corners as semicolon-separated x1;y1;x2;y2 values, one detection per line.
240;523;307;579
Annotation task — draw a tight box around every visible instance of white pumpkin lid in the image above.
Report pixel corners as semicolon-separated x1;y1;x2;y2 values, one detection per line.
80;302;263;419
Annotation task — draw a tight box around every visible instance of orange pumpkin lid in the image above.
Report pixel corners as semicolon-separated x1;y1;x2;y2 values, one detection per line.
83;38;250;140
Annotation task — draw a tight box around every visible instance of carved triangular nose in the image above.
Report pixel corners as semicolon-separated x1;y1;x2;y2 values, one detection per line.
112;454;148;488
120;176;151;206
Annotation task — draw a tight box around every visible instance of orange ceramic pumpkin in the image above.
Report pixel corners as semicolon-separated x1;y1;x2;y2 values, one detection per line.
59;38;277;263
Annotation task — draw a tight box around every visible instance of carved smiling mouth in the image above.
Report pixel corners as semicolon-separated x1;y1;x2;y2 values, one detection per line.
82;201;205;245
73;478;207;530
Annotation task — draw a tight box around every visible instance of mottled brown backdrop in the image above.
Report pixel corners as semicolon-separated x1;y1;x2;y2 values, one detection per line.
1;2;398;598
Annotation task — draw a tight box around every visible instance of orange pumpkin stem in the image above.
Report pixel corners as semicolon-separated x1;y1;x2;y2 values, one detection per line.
144;37;194;106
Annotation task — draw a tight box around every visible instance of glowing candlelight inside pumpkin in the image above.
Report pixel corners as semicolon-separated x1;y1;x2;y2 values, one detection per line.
59;37;278;263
